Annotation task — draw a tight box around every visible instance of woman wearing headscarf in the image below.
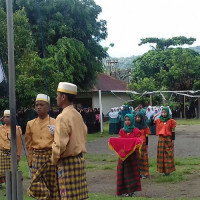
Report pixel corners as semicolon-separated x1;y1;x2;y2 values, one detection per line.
135;111;151;178
108;108;120;134
153;107;176;176
116;114;142;197
119;105;131;128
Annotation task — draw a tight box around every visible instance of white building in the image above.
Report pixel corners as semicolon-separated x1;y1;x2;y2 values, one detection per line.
76;73;131;115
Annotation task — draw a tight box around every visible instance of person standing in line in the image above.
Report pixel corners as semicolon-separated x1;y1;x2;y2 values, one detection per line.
51;82;88;200
25;94;60;199
0;110;22;188
117;114;142;197
153;107;176;176
108;108;120;134
134;111;151;179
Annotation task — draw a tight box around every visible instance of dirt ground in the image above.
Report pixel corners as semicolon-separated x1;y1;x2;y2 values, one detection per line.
86;125;200;199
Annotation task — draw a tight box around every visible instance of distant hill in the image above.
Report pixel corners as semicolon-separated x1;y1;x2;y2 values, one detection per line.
108;46;200;69
111;55;138;69
189;46;200;54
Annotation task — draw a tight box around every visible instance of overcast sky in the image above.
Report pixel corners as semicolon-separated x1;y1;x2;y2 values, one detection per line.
94;0;200;58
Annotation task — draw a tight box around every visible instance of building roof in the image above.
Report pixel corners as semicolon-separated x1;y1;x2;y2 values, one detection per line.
93;73;127;91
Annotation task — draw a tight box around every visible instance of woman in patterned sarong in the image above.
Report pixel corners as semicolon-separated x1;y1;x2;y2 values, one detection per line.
117;114;142;197
153;107;176;175
135;111;151;179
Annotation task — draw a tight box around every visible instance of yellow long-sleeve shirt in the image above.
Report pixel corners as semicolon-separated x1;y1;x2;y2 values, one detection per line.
52;105;87;165
25;116;55;166
0;124;22;156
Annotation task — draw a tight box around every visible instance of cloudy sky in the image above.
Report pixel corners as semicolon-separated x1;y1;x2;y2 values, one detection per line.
94;0;200;58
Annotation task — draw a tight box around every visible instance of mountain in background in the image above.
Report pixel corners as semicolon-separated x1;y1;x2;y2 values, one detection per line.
111;55;138;69
109;46;200;69
190;46;200;54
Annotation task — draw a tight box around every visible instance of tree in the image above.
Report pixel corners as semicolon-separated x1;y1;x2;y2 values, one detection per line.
0;8;34;67
18;0;108;89
0;0;108;108
139;36;196;50
0;8;35;110
130;37;200;97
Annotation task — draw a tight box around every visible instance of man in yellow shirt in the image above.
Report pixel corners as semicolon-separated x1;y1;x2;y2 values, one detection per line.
25;94;59;199
52;82;88;200
0;110;22;187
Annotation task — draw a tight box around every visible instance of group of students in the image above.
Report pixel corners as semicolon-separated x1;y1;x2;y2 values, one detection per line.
78;107;101;133
0;87;177;199
109;106;176;197
108;104;173;136
108;105;133;135
0;82;89;200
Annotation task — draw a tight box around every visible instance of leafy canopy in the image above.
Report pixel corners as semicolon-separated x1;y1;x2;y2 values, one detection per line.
0;0;108;109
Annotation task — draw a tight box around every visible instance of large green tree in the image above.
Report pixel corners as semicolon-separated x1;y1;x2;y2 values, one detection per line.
0;0;108;109
0;8;33;67
139;36;196;50
3;0;107;89
129;37;200;105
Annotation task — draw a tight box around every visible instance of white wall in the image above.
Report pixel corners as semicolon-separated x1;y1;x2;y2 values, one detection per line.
92;92;130;115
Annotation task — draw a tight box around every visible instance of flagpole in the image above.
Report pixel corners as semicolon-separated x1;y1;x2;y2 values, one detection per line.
6;0;17;199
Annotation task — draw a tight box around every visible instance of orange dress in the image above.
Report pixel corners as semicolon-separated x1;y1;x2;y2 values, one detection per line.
155;118;176;136
155;118;176;174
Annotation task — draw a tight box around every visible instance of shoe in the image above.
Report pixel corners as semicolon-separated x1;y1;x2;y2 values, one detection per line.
129;192;136;197
121;193;130;197
122;192;136;197
141;175;147;179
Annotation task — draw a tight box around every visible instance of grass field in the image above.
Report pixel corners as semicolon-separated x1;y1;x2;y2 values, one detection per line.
87;121;109;142
85;154;200;183
89;193;199;200
176;118;200;125
1;119;200;199
1;155;200;199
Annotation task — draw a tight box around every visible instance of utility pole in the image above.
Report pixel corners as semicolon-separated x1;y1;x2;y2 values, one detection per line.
106;59;119;78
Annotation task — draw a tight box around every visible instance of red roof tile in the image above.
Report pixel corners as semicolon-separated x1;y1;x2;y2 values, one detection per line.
93;73;127;91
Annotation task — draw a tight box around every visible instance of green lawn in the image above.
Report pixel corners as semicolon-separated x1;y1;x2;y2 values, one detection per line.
176;118;200;125
1;155;200;199
89;193;199;200
85;154;200;184
1;120;200;199
87;121;110;142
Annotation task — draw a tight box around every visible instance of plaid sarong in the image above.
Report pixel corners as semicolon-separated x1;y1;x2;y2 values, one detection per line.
57;154;88;200
157;135;176;174
117;151;141;196
139;143;149;176
0;149;11;183
28;149;60;200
